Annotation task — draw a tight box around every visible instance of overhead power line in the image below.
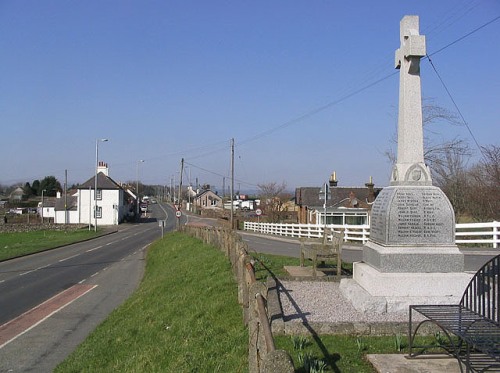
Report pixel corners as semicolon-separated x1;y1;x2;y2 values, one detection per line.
426;54;483;155
184;14;499;185
428;14;500;58
237;14;500;149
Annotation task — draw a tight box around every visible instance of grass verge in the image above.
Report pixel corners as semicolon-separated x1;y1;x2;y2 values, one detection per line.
249;252;353;281
275;334;439;373
0;229;101;261
54;232;247;372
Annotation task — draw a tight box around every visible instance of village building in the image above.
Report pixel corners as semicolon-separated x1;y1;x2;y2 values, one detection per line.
194;189;223;210
295;172;381;226
76;162;135;227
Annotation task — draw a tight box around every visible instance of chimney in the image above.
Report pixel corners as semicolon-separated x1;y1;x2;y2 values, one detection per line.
329;171;338;187
97;161;109;176
365;176;375;203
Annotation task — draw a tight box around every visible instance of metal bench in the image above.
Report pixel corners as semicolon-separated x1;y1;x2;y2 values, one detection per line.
409;254;500;373
299;228;343;279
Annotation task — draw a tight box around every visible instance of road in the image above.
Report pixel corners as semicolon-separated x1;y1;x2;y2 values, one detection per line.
239;231;498;272
0;203;176;372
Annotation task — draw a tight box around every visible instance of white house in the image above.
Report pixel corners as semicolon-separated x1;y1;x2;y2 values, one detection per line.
76;162;134;227
37;197;56;222
54;192;79;224
194;190;223;210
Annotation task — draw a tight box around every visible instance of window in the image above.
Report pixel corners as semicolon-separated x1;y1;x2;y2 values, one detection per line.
96;189;102;200
94;206;102;219
345;215;366;225
320;211;368;225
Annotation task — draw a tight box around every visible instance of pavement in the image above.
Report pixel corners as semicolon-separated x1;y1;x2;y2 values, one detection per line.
367;354;461;373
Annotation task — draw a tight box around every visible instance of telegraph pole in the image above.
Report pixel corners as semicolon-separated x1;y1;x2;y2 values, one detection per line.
64;169;68;224
178;158;184;208
230;138;234;230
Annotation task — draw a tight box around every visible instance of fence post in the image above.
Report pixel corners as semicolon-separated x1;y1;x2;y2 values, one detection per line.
249;281;268;371
261;350;295;373
494;221;498;249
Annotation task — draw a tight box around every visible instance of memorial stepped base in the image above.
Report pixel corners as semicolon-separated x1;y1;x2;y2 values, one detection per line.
340;263;473;314
363;241;464;273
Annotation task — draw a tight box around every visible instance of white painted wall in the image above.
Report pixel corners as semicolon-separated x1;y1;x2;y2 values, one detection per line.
78;188;125;226
54;210;80;224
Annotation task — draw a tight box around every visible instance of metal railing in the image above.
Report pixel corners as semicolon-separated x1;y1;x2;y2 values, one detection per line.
243;221;500;248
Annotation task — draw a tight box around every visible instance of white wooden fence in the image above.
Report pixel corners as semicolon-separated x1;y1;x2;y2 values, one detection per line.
243;221;500;249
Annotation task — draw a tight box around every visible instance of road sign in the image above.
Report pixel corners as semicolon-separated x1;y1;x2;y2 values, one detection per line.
175;210;182;218
255;208;262;216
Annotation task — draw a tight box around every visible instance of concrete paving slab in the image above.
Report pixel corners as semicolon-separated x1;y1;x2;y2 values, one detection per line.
367;354;461;373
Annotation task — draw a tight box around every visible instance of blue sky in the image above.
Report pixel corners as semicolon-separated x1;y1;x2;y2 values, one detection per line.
1;1;499;193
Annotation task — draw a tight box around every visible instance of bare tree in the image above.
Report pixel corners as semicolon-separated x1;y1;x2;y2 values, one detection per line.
257;181;290;223
467;145;500;221
431;146;471;219
385;99;471;169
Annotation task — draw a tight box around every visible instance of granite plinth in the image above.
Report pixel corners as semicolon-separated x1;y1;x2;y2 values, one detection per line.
363;241;464;273
340;263;473;313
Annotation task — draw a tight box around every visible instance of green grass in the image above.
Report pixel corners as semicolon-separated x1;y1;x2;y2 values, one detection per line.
55;232;248;373
0;229;100;261
250;252;353;281
276;333;440;372
47;234;433;372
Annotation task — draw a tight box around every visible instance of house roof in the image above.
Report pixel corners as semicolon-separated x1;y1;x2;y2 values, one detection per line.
40;197;57;208
295;185;382;209
194;189;222;200
79;172;122;190
54;195;78;211
9;187;24;197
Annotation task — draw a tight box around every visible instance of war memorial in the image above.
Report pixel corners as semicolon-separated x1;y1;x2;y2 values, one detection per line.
339;15;473;313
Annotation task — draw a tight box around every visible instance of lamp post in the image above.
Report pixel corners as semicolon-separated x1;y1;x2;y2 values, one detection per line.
95;138;108;231
136;160;145;216
170;175;173;203
41;189;46;223
319;182;329;229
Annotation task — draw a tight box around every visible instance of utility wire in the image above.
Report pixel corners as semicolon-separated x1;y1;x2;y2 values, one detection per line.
427;14;500;58
184;160;258;188
426;54;483;155
186;14;499;185
238;71;398;147
237;14;499;149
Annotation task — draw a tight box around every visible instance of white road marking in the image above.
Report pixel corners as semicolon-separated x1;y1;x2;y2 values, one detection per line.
58;254;80;262
19;264;50;276
86;245;103;252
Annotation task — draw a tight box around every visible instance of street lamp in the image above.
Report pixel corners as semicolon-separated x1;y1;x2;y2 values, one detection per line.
136;160;145;216
319;182;329;228
95;138;108;231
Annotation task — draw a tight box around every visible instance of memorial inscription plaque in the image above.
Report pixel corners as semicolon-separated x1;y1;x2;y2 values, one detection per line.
370;186;455;246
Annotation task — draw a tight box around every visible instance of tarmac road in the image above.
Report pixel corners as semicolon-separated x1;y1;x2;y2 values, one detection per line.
0;203;176;372
239;231;498;272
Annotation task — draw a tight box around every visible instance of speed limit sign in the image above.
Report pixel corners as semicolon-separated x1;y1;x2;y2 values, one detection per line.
175;210;182;218
255;208;262;216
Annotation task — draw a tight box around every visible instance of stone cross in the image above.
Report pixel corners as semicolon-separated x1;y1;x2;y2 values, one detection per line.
391;15;432;186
